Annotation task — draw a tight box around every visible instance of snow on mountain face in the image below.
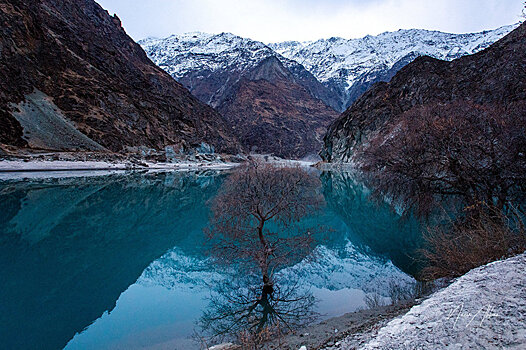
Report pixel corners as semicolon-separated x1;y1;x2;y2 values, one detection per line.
139;32;339;111
269;25;516;86
270;24;517;109
140;25;517;113
140;32;276;81
140;32;341;158
139;31;311;93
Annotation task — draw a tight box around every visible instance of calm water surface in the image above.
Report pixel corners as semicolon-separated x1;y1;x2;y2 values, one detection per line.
0;170;422;350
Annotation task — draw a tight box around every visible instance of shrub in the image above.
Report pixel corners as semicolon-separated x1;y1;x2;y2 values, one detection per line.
420;204;526;280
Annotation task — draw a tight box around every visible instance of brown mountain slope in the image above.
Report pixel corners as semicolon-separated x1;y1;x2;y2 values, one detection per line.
0;0;239;154
321;22;526;162
217;57;339;158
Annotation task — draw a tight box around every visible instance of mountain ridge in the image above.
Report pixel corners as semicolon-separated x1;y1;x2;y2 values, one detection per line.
140;24;516;113
320;22;526;162
270;24;518;110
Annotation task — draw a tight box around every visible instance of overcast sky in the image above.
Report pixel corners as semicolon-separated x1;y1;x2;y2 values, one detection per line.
96;0;524;43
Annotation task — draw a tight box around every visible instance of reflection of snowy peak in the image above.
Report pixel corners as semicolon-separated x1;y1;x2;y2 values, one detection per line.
137;243;414;297
138;250;222;290
279;243;414;296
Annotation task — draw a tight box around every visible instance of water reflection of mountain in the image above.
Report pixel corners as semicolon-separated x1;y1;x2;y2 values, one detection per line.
320;171;423;276
0;170;422;350
139;243;414;297
0;171;223;350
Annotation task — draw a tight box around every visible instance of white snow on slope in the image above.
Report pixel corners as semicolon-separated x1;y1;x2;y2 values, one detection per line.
269;24;517;90
336;253;526;350
139;25;516;108
139;32;297;80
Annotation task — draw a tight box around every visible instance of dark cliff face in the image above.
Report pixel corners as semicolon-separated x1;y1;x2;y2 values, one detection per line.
216;57;339;158
321;23;526;162
0;0;239;153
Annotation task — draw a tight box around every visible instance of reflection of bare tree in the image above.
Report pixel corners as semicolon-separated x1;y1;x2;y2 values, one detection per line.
199;161;324;347
198;274;317;348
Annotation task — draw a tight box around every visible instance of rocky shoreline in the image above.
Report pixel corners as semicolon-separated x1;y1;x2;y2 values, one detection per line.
210;253;526;350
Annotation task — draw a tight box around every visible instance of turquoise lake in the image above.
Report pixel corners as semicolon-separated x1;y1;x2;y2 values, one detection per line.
0;170;422;350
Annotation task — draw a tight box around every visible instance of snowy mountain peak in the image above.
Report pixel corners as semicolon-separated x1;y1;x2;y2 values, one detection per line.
140;23;518;111
269;24;517;86
268;23;517;109
269;25;517;84
139;32;277;79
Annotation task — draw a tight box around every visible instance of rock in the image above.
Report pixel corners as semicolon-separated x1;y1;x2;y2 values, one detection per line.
196;142;215;155
208;343;239;350
164;146;178;162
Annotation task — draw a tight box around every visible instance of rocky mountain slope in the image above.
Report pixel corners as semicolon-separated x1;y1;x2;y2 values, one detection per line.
140;32;340;111
271;24;517;110
140;33;339;158
215;57;338;157
0;0;239;155
321;22;526;163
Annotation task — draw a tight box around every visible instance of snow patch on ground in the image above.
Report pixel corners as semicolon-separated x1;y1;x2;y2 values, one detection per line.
0;160;238;180
331;253;526;349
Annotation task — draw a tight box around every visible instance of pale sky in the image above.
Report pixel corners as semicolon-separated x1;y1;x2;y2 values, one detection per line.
96;0;524;43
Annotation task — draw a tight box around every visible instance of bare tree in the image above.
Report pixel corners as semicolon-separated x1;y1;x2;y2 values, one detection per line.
359;101;526;278
200;161;325;346
421;203;526;280
207;160;325;281
360;101;526;219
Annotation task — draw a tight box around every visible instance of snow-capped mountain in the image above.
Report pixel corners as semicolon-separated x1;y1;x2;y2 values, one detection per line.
141;32;273;80
269;24;517;109
138;25;516;157
140;25;516;113
140;33;340;158
139;32;338;110
321;22;525;163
